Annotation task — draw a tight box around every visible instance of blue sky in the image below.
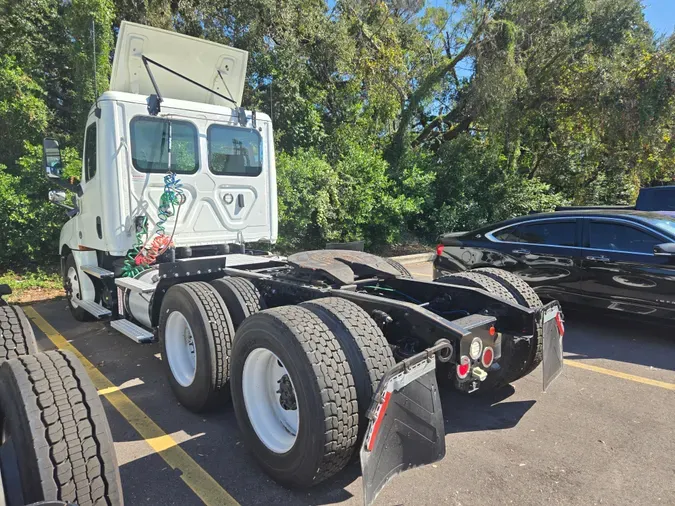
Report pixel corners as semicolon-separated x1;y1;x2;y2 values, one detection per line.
641;0;674;35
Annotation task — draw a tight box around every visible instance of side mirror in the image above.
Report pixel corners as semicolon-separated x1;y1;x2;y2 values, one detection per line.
43;138;63;179
48;189;78;217
653;243;675;256
48;190;67;205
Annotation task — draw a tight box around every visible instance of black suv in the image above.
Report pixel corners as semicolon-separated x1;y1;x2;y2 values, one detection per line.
434;210;675;319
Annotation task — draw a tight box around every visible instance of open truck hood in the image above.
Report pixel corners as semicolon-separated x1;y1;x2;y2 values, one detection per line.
110;21;248;107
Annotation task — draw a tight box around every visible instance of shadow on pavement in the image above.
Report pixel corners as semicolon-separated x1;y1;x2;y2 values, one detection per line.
562;309;675;372
442;385;535;435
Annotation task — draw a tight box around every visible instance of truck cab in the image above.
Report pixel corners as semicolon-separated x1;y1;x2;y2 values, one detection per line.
45;22;277;289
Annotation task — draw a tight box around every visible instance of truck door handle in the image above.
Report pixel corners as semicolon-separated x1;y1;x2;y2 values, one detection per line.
237;194;245;207
586;255;610;262
512;248;530;255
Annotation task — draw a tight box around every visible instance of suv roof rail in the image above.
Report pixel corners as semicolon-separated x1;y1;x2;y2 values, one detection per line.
554;205;634;211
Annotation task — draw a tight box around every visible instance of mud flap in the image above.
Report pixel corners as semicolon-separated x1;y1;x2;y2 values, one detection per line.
360;341;450;506
541;301;564;391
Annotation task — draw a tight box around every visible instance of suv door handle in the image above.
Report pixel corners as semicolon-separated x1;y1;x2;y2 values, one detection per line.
586;255;610;262
512;248;531;255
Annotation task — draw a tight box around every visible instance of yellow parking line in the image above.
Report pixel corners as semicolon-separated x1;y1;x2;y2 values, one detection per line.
24;306;239;506
564;359;675;391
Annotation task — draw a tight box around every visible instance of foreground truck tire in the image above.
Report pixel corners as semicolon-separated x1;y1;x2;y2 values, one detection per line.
230;306;358;488
0;350;122;506
210;277;267;329
159;282;234;412
300;297;395;443
0;305;38;363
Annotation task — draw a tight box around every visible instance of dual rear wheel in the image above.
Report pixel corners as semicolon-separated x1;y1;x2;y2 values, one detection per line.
436;268;544;389
158;278;395;487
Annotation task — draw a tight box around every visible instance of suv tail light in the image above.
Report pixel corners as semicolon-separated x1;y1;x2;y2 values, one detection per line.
436;244;444;256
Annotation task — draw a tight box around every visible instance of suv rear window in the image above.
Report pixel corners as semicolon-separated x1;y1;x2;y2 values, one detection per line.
130;117;199;174
207;125;262;176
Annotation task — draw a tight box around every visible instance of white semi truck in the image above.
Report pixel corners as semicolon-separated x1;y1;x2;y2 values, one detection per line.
40;21;564;505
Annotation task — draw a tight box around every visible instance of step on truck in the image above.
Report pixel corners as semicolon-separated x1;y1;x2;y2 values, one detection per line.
41;21;564;505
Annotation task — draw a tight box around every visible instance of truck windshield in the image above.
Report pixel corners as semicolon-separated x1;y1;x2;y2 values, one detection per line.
130;117;199;174
207;125;262;176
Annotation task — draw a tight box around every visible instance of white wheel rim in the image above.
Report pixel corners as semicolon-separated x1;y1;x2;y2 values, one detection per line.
242;348;299;454
165;311;197;387
67;266;81;308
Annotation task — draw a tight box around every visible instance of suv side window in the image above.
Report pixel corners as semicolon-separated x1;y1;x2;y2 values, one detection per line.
517;221;576;247
493;225;522;242
84;122;97;181
588;221;660;254
493;221;576;246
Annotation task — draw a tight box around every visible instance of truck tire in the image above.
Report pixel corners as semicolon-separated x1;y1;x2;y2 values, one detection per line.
0;305;38;363
382;258;413;278
0;350;122;506
230;306;358;488
435;272;528;390
300;297;395;443
63;254;94;322
472;268;542;308
472;267;545;377
159;282;234;412
435;272;517;304
210;277;267;329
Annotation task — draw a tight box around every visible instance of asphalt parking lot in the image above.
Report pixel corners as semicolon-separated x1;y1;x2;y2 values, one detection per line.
24;260;675;505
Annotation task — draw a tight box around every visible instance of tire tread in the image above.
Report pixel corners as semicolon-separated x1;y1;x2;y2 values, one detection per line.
0;305;38;362
1;350;121;505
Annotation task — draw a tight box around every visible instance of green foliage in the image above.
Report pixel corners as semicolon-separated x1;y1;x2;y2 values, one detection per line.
1;0;675;275
0;144;80;268
0;57;50;170
277;145;425;250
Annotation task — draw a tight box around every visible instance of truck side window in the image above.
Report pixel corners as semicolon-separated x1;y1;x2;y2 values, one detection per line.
207;125;262;176
84;122;97;182
130;117;199;174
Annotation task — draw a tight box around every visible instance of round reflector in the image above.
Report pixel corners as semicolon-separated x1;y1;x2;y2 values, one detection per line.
482;347;494;368
456;356;470;379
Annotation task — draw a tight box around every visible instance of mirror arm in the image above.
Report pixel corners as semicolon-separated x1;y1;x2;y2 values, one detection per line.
53;178;83;197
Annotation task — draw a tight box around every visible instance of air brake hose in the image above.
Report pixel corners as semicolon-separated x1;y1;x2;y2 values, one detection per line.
121;172;185;277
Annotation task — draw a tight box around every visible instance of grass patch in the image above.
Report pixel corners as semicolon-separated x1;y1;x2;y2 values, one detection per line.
0;265;63;304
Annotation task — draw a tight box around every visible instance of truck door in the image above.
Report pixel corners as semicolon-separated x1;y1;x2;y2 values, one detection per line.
580;218;675;315
78;116;106;250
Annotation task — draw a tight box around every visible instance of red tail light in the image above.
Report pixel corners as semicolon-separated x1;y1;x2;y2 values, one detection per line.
481;347;494;368
456;356;470;379
436;244;445;256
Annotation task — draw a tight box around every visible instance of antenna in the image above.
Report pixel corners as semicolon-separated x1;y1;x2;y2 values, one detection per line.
92;18;98;98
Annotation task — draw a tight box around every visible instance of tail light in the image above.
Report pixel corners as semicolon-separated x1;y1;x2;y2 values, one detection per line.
456;356;470;379
481;347;494;368
436;244;444;256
